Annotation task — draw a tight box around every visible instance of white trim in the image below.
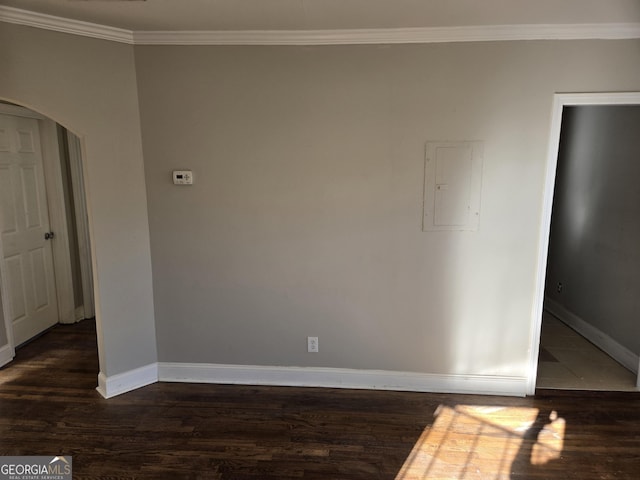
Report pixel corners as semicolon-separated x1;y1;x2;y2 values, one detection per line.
528;92;640;394
0;6;133;44
40;120;75;325
66;132;94;319
548;92;640;105
158;363;527;397
94;362;527;399
1;6;639;46
545;298;639;374
96;363;158;399
0;343;14;368
134;23;640;46
527;95;565;394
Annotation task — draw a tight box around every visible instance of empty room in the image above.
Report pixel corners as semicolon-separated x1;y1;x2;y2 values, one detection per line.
1;1;639;478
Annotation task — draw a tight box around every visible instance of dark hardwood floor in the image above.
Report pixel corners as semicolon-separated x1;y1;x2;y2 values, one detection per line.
1;320;640;479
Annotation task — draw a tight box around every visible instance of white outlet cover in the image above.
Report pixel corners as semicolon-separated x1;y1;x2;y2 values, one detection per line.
307;337;318;353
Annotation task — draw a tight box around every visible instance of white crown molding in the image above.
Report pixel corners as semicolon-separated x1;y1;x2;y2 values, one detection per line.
134;23;640;46
1;6;640;45
0;5;134;44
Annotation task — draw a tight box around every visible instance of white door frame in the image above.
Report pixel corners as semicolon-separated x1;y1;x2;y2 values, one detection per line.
66;131;94;319
527;92;640;394
0;104;76;363
40;118;76;325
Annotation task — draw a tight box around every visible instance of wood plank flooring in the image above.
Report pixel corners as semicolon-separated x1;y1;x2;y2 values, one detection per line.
1;320;640;479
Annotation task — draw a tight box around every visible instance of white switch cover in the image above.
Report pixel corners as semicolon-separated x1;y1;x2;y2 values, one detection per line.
173;170;193;185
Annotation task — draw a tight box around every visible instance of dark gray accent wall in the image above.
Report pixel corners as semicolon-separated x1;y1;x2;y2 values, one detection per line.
546;105;640;354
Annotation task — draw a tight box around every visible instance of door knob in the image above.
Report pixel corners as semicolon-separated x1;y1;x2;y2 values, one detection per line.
44;231;55;240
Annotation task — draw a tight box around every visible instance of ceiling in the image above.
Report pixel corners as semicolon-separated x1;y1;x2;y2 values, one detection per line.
1;0;639;32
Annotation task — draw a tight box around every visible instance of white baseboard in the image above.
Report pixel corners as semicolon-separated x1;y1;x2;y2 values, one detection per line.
96;363;158;399
158;362;527;397
92;361;528;399
0;343;15;368
545;297;639;374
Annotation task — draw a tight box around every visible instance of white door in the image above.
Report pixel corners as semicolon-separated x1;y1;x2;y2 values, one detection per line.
0;114;58;345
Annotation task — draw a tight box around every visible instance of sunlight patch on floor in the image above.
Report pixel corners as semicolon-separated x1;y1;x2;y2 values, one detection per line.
0;367;22;384
396;404;564;479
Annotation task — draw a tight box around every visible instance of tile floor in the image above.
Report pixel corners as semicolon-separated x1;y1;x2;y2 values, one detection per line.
537;311;638;391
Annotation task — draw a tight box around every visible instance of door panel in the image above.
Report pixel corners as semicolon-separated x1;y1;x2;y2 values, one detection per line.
0;114;58;345
22;166;43;229
31;247;50;309
5;255;27;322
0;128;9;151
0;167;17;232
17;129;35;153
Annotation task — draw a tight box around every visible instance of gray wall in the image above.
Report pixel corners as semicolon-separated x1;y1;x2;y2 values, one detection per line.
136;40;640;377
546;105;640;355
0;23;157;376
2;19;639;385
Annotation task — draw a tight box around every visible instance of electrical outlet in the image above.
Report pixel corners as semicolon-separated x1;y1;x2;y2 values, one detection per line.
307;336;318;353
557;282;563;293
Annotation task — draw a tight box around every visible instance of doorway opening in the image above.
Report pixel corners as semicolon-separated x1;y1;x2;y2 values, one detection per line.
0;102;94;365
529;93;640;393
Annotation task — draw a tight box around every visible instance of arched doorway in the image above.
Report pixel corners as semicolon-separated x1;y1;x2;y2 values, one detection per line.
0;101;94;364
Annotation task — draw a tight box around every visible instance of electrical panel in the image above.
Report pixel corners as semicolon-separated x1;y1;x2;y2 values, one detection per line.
423;141;483;231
